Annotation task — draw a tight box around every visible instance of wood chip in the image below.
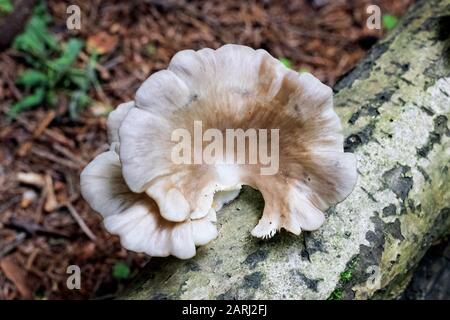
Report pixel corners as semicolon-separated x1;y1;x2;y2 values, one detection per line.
44;173;58;212
16;172;45;187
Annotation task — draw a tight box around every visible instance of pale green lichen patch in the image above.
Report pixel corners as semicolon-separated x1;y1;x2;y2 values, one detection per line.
351;77;450;298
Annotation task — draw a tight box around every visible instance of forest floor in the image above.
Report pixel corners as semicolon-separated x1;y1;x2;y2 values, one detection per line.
0;0;413;299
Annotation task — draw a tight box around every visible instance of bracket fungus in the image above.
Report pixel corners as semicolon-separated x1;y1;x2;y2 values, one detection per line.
81;44;357;259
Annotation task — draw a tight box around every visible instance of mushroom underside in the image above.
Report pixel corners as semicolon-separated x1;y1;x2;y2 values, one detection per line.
80;44;357;259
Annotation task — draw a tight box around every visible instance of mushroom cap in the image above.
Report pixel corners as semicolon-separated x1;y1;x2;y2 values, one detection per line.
81;44;357;258
80;148;218;259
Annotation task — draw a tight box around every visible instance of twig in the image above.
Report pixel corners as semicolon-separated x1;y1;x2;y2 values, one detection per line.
55;193;80;210
33;111;56;138
66;203;97;241
0;195;20;214
65;172;77;198
79;51;110;78
30;146;81;170
53;144;87;167
43;128;75;148
102;55;124;70
4;77;22;100
16;172;45;188
5;217;70;238
0;232;26;259
25;248;40;270
16;111;56;156
44;172;58;212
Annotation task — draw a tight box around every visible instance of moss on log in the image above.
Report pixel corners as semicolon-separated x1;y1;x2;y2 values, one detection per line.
121;0;450;300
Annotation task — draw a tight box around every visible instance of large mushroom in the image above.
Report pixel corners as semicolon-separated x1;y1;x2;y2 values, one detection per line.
81;44;357;259
80;102;218;259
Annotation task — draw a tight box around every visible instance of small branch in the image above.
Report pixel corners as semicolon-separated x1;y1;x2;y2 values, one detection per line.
66;203;97;241
0;233;26;259
30;146;81;170
5;217;70;238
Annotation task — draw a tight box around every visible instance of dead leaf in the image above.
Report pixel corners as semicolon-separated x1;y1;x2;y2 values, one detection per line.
87;32;118;55
79;242;96;260
0;255;32;299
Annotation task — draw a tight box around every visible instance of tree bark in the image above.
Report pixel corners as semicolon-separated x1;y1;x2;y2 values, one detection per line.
121;0;450;300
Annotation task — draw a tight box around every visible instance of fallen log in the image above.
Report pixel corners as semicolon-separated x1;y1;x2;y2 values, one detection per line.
121;0;450;300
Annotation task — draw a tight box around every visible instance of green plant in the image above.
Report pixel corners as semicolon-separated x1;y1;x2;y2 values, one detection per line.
327;257;358;300
9;2;95;118
339;266;354;282
382;14;398;31
327;288;343;300
0;0;13;14
339;257;357;282
278;57;292;69
112;262;131;280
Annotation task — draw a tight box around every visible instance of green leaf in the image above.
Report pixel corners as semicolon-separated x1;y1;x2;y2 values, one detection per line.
45;90;58;106
9;3;95;119
14;30;46;57
339;269;353;282
67;68;90;89
13;3;58;58
48;39;83;72
16;69;47;87
69;90;90;119
30;1;52;25
86;52;99;84
279;57;292;69
0;0;13;13
327;288;343;300
29;15;56;49
8;88;46;118
85;52;103;94
382;14;398;31
112;262;130;280
47;39;84;86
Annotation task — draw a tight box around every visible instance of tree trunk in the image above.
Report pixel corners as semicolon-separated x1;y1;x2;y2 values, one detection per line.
121;0;450;300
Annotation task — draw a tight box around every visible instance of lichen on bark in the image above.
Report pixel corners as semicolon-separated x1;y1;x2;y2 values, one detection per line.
121;0;450;300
